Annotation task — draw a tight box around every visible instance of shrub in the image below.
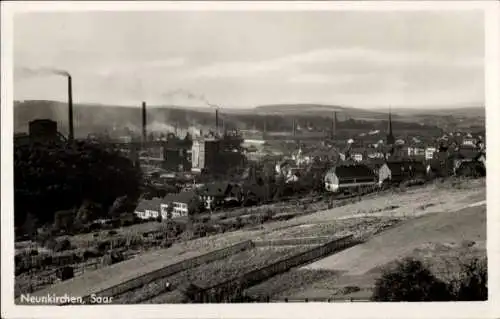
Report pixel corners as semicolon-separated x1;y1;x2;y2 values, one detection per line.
107;230;118;236
101;250;125;266
327;201;334;209
97;240;110;252
57;266;74;281
372;258;452;301
83;248;101;260
53;239;72;252
451;258;487;301
161;239;174;248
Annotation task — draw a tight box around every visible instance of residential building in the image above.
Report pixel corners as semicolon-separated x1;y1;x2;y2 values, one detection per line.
377;163;392;185
161;191;200;219
425;147;437;160
462;137;476;147
134;198;163;219
198;182;240;210
349;148;366;162
324;164;378;192
385;160;427;184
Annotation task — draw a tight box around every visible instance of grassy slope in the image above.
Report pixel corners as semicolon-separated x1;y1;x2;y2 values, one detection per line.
20;179;485;301
287;204;486;300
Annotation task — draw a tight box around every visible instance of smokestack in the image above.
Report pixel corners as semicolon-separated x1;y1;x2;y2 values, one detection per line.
215;108;219;135
142;101;147;143
68;75;74;141
331;111;337;140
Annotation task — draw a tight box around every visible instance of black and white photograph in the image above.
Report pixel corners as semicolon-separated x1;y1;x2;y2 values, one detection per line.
1;1;499;319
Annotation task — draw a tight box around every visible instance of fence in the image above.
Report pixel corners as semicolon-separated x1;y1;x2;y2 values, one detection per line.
73;240;254;305
193;235;356;303
252;237;332;247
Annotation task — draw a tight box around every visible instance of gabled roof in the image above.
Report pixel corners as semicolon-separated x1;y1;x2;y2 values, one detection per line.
331;164;376;179
135;198;162;211
363;159;387;170
199;182;232;197
386;160;426;176
163;191;197;204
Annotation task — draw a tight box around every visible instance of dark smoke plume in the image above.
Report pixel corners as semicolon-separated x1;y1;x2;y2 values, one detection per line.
16;67;70;78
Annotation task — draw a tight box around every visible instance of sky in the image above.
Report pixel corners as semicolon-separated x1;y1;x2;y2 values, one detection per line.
13;10;484;109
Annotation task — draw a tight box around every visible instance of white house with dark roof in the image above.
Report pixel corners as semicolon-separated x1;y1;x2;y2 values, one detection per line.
161;191;200;219
134;198;162;220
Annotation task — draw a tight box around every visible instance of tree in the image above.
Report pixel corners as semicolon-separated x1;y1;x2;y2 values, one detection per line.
53;210;77;234
14;140;142;232
188;196;204;216
21;212;38;240
166;203;174;220
451;258;487;301
372;258;452;301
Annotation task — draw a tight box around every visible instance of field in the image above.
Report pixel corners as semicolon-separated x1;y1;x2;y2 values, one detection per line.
284;204;486;300
264;178;485;228
19;177;486;302
257;217;402;241
112;245;317;304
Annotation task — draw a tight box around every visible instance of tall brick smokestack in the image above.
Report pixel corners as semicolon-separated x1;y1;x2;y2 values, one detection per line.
68;75;74;141
142;101;147;143
215;108;219;134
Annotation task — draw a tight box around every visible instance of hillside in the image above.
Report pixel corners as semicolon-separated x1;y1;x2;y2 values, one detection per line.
13;100;483;138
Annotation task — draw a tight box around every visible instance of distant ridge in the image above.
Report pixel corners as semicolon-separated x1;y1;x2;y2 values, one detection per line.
14;100;484;137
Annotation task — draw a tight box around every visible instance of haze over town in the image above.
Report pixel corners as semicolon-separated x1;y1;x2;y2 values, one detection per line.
14;10;484;109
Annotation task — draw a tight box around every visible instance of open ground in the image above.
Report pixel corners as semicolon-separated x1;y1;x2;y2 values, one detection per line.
18;178;486;303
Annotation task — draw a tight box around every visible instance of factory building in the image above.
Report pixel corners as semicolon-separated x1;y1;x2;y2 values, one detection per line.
191;137;221;173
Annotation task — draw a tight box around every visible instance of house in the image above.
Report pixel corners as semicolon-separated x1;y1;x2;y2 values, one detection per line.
425;147;437;160
385;160;427;183
161;191;200;219
224;184;243;204
198;182;239;210
275;159;295;177
367;150;385;159
349;148;366;162
462;137;476;147
324;164;378;192
376;163;392;185
134;198;163;220
413;147;425;157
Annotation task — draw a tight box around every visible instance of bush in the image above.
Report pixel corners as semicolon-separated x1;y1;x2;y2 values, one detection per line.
372;257;488;302
97;240;111;252
57;266;74;281
51;239;72;252
372;258;452;301
101;250;125;266
161;239;174;248
451;258;487;301
83;248;101;260
107;230;118;236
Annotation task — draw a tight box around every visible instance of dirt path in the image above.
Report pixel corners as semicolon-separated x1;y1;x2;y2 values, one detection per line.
302;203;486;275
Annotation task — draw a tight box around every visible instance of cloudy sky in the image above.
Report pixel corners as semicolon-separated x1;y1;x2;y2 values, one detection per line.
14;10;484;109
